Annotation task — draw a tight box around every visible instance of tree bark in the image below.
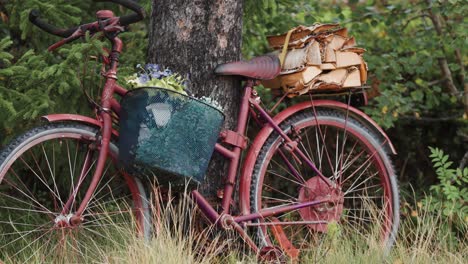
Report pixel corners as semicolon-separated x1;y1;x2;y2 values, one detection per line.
148;0;244;196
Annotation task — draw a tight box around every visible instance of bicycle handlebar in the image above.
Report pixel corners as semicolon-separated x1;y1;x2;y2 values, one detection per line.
29;0;145;38
29;10;79;38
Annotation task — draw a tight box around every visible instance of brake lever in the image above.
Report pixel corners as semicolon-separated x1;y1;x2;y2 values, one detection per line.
47;27;85;52
100;17;125;34
104;24;125;33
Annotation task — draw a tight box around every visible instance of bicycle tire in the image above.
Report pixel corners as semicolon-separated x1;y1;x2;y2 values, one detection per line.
250;109;399;259
0;123;151;261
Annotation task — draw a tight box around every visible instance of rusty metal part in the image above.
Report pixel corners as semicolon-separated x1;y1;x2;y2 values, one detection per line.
220;130;248;149
270;217;299;261
298;177;344;232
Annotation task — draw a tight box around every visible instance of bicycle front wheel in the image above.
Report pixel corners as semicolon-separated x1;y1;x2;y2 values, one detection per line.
250;109;399;259
0;123;150;262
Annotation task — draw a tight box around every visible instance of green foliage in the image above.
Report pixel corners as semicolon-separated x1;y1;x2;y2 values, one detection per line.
140;75;186;93
0;34;106;142
243;0;296;58
126;73;186;94
423;147;467;238
348;1;467;128
0;1;151;144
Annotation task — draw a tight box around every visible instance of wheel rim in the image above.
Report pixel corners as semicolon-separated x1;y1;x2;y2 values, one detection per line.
253;114;394;257
0;129;145;261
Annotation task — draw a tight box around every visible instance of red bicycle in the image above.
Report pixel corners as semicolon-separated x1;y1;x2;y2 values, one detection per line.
0;0;399;261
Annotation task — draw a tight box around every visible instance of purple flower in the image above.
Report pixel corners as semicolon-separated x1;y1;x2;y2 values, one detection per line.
134;64;176;82
138;74;149;84
150;72;162;79
145;64;161;72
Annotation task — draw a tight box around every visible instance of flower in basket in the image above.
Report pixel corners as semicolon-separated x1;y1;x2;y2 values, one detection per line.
126;64;188;95
126;64;224;112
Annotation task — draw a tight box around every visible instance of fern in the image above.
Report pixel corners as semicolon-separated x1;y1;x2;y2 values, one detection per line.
423;147;468;238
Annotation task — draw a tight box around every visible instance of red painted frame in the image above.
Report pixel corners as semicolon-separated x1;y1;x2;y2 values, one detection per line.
40;10;396;254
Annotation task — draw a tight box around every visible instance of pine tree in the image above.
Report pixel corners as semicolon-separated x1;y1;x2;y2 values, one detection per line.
0;0;151;145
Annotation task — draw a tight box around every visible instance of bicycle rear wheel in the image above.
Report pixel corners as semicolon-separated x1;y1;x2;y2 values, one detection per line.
250;109;399;260
0;123;150;262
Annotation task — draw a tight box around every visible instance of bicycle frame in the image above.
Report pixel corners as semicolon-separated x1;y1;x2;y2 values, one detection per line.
40;32;396;253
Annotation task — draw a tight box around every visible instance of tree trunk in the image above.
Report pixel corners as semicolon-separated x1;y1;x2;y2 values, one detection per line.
148;0;244;196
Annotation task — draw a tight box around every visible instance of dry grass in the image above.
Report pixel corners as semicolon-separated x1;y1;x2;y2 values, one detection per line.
3;186;466;264
300;201;467;264
95;186;255;264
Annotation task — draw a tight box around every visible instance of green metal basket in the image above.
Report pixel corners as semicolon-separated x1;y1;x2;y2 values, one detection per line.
119;87;224;186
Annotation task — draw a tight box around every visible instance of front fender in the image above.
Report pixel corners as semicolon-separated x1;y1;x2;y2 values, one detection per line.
42;114;119;138
239;100;396;215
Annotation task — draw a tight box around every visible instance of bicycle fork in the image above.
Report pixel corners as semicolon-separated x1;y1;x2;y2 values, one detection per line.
56;113;113;227
56;37;123;227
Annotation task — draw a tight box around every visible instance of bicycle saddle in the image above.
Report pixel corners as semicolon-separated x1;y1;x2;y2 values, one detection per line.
214;55;281;80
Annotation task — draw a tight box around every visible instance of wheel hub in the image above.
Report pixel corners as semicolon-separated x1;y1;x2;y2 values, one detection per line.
54;213;83;228
298;177;344;232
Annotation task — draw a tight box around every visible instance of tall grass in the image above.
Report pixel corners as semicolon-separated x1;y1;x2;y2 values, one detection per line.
3;186;466;264
302;200;467;264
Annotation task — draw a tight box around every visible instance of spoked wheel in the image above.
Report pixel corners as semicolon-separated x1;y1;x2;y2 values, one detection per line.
250;109;399;260
0;123;150;262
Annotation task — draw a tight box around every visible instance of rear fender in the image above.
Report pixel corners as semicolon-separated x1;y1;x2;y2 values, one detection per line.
239;100;396;215
42;114;119;138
